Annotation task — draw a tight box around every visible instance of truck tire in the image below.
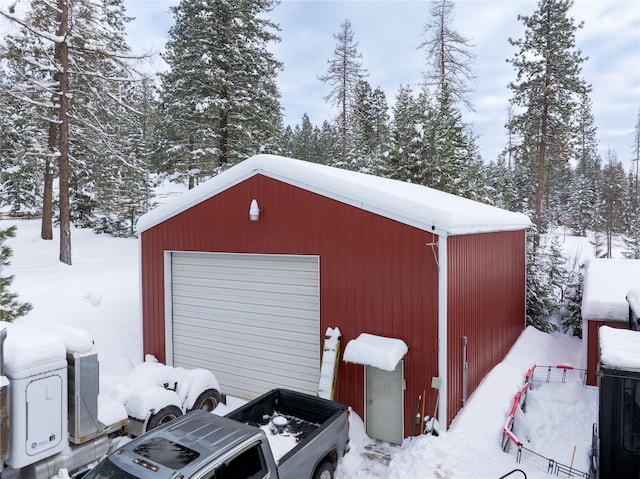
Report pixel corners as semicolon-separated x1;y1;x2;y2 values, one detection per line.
312;461;335;479
189;388;222;412
146;405;183;431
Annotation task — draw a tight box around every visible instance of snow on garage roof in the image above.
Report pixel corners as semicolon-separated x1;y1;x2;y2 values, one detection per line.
599;326;640;371
136;155;531;236
582;258;640;321
343;333;408;371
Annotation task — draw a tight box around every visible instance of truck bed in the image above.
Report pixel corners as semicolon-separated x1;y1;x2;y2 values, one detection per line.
225;388;349;469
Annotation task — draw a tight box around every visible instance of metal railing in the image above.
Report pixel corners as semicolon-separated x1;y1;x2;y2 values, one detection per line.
501;365;591;478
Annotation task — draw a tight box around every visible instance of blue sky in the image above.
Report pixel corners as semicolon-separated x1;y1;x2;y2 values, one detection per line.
117;1;640;167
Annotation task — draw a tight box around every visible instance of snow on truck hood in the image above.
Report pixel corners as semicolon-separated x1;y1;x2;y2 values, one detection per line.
136;155;531;237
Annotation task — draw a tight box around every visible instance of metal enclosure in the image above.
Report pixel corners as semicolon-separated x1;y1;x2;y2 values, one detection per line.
67;351;100;444
6;366;68;469
597;366;640;478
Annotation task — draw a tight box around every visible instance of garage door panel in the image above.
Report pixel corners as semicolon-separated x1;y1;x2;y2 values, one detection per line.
173;284;318;310
172;263;318;283
173;340;319;373
171;252;320;399
172;301;320;326
172;276;318;298
173;324;319;354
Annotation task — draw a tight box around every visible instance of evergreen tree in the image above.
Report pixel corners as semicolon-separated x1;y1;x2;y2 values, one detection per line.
623;171;640;259
631;108;640;210
1;0;151;256
159;0;282;187
385;85;431;183
420;0;475;110
600;149;626;258
0;76;46;216
350;80;389;173
506;0;589;233
567;93;601;236
319;19;368;165
0;225;32;322
559;259;583;337
525;231;556;332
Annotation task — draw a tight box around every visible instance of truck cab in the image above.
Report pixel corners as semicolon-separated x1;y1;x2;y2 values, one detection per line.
85;410;277;479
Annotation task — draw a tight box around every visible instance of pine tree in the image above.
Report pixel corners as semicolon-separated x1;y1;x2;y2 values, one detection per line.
506;0;589;233
319;19;368;166
623;171;640;259
0;76;46;216
416;0;484;198
420;0;475;111
631;108;640;210
568;92;601;236
525;230;556;332
600;149;627;258
350;80;389;173
1;0;151;256
0;225;32;322
159;0;282;187
560;259;583;337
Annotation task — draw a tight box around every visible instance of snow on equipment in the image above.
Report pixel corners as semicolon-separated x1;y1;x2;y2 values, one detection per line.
0;321;223;479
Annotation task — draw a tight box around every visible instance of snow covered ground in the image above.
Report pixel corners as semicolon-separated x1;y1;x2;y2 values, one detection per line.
3;218;600;478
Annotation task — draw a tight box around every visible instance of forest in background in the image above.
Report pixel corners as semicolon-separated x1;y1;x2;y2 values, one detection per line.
0;0;639;333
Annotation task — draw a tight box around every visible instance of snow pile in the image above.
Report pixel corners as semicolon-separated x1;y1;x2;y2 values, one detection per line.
1;321;67;378
599;325;640;370
20;319;95;354
343;333;408;371
582;258;640;321
100;356;220;420
524;382;597;472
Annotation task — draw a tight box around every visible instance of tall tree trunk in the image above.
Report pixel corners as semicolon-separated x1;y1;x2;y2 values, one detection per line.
41;119;57;240
57;0;71;265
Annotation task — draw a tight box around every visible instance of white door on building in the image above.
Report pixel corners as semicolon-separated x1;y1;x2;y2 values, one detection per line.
366;361;404;444
169;252;320;399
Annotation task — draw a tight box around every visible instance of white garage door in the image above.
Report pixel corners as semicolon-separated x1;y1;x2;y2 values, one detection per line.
170;252;320;399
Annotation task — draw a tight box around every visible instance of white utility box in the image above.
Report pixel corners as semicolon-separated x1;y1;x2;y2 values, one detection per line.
2;323;68;469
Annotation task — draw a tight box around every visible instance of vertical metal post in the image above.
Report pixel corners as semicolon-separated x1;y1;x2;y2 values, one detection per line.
462;336;468;406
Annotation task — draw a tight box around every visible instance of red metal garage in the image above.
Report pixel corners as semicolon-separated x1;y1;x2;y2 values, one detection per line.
136;154;530;440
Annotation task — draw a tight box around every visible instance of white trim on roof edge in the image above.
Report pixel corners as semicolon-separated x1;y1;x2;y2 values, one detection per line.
137;155;531;236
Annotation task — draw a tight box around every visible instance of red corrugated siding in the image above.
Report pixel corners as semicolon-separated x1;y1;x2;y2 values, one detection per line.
140;174;440;435
586;320;628;386
446;231;526;425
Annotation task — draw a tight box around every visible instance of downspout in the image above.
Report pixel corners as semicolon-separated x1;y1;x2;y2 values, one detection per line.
437;236;448;431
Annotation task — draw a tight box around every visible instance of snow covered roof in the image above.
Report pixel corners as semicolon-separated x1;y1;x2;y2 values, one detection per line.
136;155;531;236
343;333;408;371
599;326;640;371
581;258;640;321
628;286;640;319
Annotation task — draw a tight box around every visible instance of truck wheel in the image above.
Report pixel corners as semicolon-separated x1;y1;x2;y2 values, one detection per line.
146;405;183;431
312;461;335;479
190;388;222;412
